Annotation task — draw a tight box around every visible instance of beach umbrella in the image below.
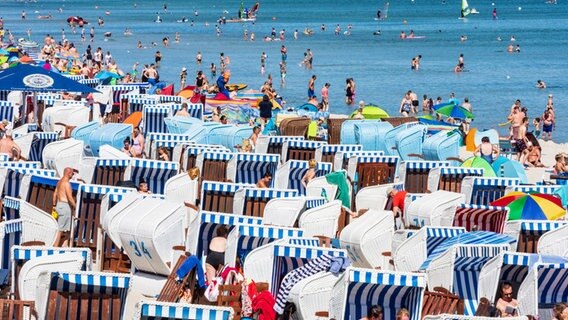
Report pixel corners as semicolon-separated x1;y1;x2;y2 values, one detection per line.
491;191;565;221
295;103;318;112
460;156;496;177
350;104;389;119
95;70;122;84
434;103;474;119
491;156;528;183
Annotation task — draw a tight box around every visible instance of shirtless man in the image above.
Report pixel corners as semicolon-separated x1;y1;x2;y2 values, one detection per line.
496;282;519;317
256;172;272;188
508;105;523;140
175;102;190;117
0;130;21;160
523;144;544;167
144;64;158;85
307;75;316;100
53;168;76;247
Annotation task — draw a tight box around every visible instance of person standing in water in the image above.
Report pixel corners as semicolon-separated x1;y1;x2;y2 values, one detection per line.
307;75;317;100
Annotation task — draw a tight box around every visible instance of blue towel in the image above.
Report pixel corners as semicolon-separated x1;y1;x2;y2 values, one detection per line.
175;255;206;288
329;256;351;275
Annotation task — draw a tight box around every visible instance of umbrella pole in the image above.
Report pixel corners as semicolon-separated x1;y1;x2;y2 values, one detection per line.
33;92;38;127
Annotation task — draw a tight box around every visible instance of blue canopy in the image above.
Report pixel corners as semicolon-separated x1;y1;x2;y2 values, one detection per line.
0;64;98;93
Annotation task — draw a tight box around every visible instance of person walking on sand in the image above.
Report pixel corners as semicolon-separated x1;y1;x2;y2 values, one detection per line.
53;167;77;247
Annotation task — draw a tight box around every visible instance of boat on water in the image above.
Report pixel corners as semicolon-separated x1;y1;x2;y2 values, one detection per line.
225;2;259;23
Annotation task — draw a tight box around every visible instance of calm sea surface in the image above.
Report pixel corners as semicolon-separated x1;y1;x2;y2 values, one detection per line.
3;0;567;140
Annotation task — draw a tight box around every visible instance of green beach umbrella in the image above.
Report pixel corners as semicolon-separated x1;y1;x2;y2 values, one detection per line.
434;103;475;119
460;156;496;177
350;104;389;119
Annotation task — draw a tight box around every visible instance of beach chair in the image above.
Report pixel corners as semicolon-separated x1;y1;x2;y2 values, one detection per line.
0;101;15;124
333;150;385;172
19;174;80;216
91;159;130;186
478;252;568;320
243;239;346;296
255;135;304;155
70;121;99;145
399;161;451;194
73;184;134;265
354;121;393;152
452;204;509;233
186;211;262;260
261;197;311;227
427;167;484;193
226;153;280;185
155;251;203;303
326;117;349;144
287;272;340;320
125;158;179;195
35;271;132;320
461;177;520;206
422;287;465;318
88;123;133;157
347;155;399;194
0;299;35;320
424;315;527;320
195;151;234;182
537;223;568;257
0;219;23;286
426;244;511;315
145;132;193;159
279;117;311;137
42;138;84;174
26;132;58;163
274;160;332;195
339;209;394;270
314;144;362;164
135;300;234;320
0;168;55;202
175;144;228;172
78;78;101;89
355;182;404;214
298;200;344;239
382;122;420;156
324;268;426;320
207;125;254;151
504;220;568;253
225;224;304;268
164;116;202;134
505;184;563;195
233;188;297;217
200;181;253;213
114;197;185;276
281;140;327;163
422;130;462;162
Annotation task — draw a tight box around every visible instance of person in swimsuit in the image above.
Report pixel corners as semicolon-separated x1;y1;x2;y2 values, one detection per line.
53;167;76;246
157;146;169;161
345;78;354;105
523;145;544;167
131;127;145;157
399;92;413;116
205;225;228;281
474;136;499;164
307;75;316;100
301;159;317;189
542;109;554;141
256;172;273;188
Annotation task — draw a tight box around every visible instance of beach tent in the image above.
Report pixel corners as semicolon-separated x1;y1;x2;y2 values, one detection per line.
35;271;132;320
226;153;280;185
0;64;98;123
333;150;385;171
186;211;262;260
314;144;362;164
405;191;466;228
427;166;484;193
537;224;568;257
255;135;304;155
125;158;179;195
461;177;521;205
426;243;512;315
453;203;510;233
399;160;451;193
274;160;332;195
281;140;327;163
243;238;346;295
232;187;297;216
135;300;233;320
329;268;426;320
200;181;254;213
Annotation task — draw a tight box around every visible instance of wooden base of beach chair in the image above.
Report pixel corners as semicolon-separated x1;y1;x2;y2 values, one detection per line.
438;175;467;193
92;165;126;186
46;289;123;320
157;251;201;304
422;286;464;317
516;234;540;253
287;148;316;162
202;160;228;182
0;299;35;320
201;191;235;214
244;198;269;218
327;118;348;144
280;118;311;137
217;284;242;320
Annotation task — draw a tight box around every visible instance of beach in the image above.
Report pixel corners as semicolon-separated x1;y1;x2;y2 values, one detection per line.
1;0;566;141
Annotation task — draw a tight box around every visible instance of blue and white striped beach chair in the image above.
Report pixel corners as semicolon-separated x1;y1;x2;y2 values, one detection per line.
0;168;55;201
281;140;327;163
187;211;262;260
196;151;234;182
537;223;568;257
333;150;385;171
125;96;159;114
0;219;22;285
176;144;228;171
275;160;332;195
399;160;451;193
91;158;130;186
145;132;194;159
20;174;80;214
505;220;568;253
427;167;484;193
505;184;563;195
233;187;298;216
0;101;15;123
255;135;304;155
37;271;132;320
314;144;362;164
28;132;58;162
330;268;426;320
143;105;172;135
226;153;280;185
79;78;101;88
136;300;234;320
347;155;399;192
127;159;179;195
199;181;254;213
461;177;521;206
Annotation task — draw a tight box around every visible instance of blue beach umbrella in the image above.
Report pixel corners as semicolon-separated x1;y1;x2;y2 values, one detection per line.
0;63;98;93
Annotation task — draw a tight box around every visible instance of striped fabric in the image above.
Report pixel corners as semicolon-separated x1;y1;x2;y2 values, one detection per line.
63;75;84;81
29;132;58;162
202;151;234;161
138;301;233;320
95;159;131;167
500;253;534;284
404;160;451;170
508;185;561;195
202;181;251;193
355;155;399;164
468;177;520;205
50;271;131;292
0;101;14;123
40;99;86;107
130;159;178;195
305;197;327;209
0;219;22;275
186;103;203;119
2;196;20;221
159;96;183;103
439;167;484;175
421;231;515;270
195;211;263;258
235;153;280;184
234;225;304;265
0;162;41;169
286;140;326;149
287;238;321;247
287;160;332;195
37;93;61;101
108;84;151;104
268;136;304;144
425;227;466;256
319;144;362;155
340;150;385;160
453;204;509;233
0;154;8;162
128;97;159;113
242;188;298;200
147;132;193;143
520;221;568;236
3;168;56;202
452;245;511;315
143;105;171;134
536;263;568;305
186;145;229;156
79;78;101;88
0;90;9;101
344;268;426;320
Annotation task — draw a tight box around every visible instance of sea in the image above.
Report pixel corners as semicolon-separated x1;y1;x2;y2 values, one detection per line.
2;0;567;141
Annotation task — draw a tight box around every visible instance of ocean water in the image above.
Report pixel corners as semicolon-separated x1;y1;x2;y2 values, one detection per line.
3;0;567;140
